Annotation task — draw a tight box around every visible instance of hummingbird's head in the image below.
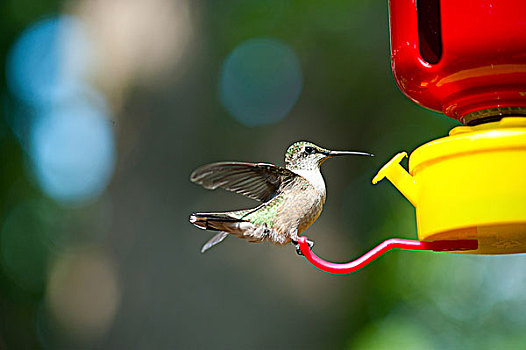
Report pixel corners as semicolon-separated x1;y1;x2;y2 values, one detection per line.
285;141;373;171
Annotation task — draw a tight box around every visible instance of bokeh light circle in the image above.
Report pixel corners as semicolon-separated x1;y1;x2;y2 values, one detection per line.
219;38;303;126
29;98;115;205
46;250;121;341
5;16;95;107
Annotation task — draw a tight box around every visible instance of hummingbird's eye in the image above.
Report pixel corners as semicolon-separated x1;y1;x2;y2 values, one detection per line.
304;146;316;154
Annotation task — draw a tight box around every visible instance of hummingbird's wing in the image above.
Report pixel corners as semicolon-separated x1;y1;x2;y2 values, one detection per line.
190;162;295;202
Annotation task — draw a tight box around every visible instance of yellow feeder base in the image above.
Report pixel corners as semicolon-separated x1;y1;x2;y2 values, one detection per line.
373;117;526;254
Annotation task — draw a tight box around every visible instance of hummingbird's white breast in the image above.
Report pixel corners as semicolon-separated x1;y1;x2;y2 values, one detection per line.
291;169;327;199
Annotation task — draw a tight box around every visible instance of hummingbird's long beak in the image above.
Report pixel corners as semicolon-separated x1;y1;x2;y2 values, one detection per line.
326;150;374;157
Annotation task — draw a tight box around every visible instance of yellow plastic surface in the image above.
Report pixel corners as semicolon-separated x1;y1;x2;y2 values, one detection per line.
373;117;526;254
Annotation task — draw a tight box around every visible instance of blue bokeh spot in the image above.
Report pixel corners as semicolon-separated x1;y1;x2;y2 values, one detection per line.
6;16;91;107
219;38;303;126
30;99;115;204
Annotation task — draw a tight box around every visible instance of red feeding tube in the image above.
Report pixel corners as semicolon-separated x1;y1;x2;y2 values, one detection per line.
297;236;478;274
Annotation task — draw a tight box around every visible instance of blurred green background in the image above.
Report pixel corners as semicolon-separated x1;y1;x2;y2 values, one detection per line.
1;0;525;348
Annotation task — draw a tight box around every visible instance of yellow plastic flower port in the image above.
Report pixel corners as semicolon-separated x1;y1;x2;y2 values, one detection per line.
373;117;526;254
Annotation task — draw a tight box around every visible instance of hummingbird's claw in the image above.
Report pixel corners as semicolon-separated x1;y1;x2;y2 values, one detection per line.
292;239;314;256
291;239;300;254
295;246;304;256
295;243;303;256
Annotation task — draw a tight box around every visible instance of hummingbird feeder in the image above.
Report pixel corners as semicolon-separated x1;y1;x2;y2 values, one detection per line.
299;0;526;273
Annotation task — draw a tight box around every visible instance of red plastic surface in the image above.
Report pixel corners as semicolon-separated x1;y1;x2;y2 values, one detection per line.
297;236;478;274
389;0;526;121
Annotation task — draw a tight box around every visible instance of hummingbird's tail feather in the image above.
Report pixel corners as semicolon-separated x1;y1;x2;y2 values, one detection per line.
189;213;233;252
201;232;229;253
189;210;268;246
189;212;246;232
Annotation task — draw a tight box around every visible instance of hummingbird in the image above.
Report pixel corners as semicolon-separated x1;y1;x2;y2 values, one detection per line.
189;141;373;253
